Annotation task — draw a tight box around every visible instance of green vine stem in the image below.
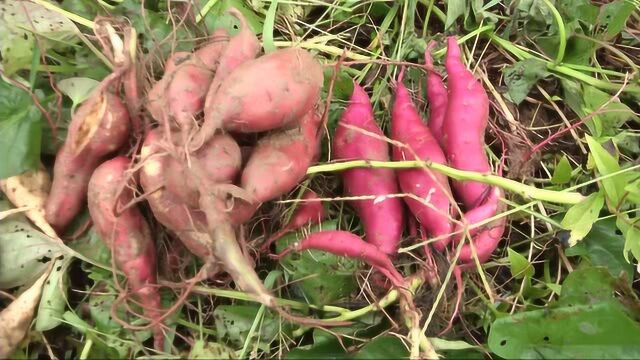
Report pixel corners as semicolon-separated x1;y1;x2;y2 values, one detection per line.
540;0;567;64
307;160;585;205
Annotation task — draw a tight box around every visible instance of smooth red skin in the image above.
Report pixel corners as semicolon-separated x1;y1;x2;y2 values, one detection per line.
241;111;321;203
443;37;491;209
227;198;258;225
194;28;231;71
46;91;130;232
424;49;448;149
166;64;216;131
196;48;323;147
452;187;500;244
278;230;405;288
204;8;261;106
391;75;453;252
333;85;405;255
166;134;241;207
87;156;163;350
140;130;211;259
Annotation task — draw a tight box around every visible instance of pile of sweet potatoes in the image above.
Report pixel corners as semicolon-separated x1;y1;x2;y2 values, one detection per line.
3;5;507;349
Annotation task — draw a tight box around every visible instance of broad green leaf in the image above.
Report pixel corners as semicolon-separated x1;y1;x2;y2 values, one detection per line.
0;205;63;289
430;337;482;351
286;334;349;359
624;178;640;205
550;155;573;185
276;220;359;306
583;86;637;137
213;305;292;348
0;0;79;75
560;192;605;246
507;248;534;278
612;132;640;155
353;336;409;359
503;58;549;105
445;0;467;29
488;267;640;359
565;218;633;281
35;256;71;331
189;340;236;359
57;78;100;112
596;0;636;40
0;80;43;179
585;135;625;207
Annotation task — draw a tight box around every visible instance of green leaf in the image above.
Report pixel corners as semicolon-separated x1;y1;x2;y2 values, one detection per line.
213;305;291;348
596;0;636;40
507;248;534;279
430;338;482;352
488;267;640;359
0;0;79;75
583;86;637;137
503;58;549;105
353;336;409;359
551;155;573;185
0;203;63;289
623;225;640;271
585;135;625;207
0;80;43;179
57;78;100;112
560;192;605;246
445;0;467;29
276;220;359;306
189;340;236;359
565;218;633;281
35;256;71;331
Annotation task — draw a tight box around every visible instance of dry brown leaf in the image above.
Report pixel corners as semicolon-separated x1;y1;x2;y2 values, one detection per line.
0;269;49;358
0;166;58;239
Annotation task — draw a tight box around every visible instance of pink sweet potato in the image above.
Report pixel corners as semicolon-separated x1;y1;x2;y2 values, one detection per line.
240;110;321;203
195;48;324;148
204;8;260;102
424;46;448;149
140;129;212;259
391;69;453;251
165;133;241;207
46;88;131;232
146;51;192;123
87;156;163;350
261;189;325;250
443;37;491;209
276;230;405;288
333;84;405;255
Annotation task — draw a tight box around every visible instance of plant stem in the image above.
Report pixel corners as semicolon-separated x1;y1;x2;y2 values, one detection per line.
31;0;95;28
540;0;566;64
307;160;585;204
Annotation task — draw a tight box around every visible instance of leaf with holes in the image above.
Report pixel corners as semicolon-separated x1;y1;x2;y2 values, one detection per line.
503;58;549;105
189;340;236;359
596;0;636;40
35;256;71;331
213;305;292;349
488;267;640;359
276;220;359;306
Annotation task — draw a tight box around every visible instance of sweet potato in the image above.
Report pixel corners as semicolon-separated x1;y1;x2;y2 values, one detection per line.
391;69;453;251
241;110;321;204
87;156;163;350
195;47;323;148
333;84;405;255
204;8;260;102
140;129;212;259
424;46;448;149
276;230;405;288
0;166;57;239
146;52;192;123
165;134;241;207
443;37;491;208
45;88;131;233
261;189;325;251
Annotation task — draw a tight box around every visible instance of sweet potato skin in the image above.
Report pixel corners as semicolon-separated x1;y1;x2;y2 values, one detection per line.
424;47;448;149
140;129;212;259
196;48;324;147
240;111;321;203
391;71;453;251
45;90;131;232
333;85;405;255
443;37;491;208
87;156;163;350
